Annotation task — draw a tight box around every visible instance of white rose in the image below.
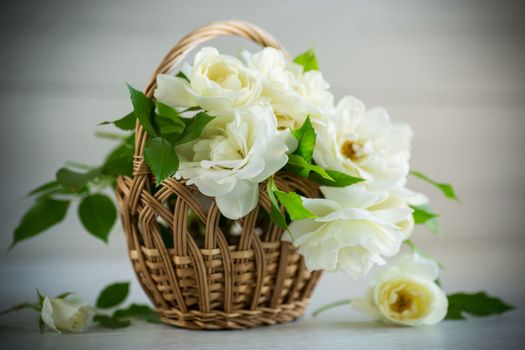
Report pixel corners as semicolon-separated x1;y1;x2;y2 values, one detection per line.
175;104;290;219
242;47;334;130
314;96;412;190
155;47;263;112
283;184;411;278
370;194;414;240
41;296;90;333
353;253;448;326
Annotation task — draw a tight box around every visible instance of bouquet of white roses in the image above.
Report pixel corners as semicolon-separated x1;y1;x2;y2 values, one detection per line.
5;21;512;332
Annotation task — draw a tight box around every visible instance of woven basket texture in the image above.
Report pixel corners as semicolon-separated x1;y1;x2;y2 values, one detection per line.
115;20;322;330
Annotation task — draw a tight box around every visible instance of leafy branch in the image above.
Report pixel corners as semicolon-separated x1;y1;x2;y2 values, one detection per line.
9;83;213;249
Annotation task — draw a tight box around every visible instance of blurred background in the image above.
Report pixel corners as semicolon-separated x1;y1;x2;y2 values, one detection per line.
0;0;524;312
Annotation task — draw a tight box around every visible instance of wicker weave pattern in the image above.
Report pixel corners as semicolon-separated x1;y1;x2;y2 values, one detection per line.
115;20;322;330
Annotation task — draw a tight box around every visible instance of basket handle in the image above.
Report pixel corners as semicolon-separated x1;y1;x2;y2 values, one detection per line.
133;20;287;165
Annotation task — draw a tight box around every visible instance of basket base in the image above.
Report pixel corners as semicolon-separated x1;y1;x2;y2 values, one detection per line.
158;300;311;330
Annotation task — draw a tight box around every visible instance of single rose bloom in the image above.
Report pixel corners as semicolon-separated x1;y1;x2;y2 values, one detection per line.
175;104;291;219
242;47;334;130
283;184;411;278
314;96;412;190
353;253;448;326
155;47;263;113
41;296;90;333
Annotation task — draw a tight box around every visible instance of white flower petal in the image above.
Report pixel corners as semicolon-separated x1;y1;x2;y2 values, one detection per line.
154;74;196;107
394;253;440;281
41;297;60;333
215;180;259;219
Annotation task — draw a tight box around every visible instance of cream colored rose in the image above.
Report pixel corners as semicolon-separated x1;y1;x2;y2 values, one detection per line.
353;253;448;326
175;104;290;219
242;47;334;130
41;296;90;333
370;184;428;240
314;96;412;190
155;47;263;112
282;184;411;278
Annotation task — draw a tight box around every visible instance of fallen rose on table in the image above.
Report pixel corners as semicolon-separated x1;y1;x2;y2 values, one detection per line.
313;253;514;326
0;282;159;333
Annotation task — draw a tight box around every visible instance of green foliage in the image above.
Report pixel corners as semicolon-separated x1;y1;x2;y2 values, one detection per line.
96;282;130;309
410;170;459;200
176;71;190;82
78;194;117;242
287;154;332;180
266;177;287;229
310;169;364;187
266;176;316;226
158;224;174;249
274;190;316;221
292;116;316;162
99;111;136;131
293;48;319;72
412;204;438;224
127;84;157;136
175;111;215;145
143;137;180;184
113;304;161;324
446;292;514;320
155;102;186;144
93;315;131;329
287;118;364;187
10;198;70;249
102;135;135;178
27;181;62;198
55;167;100;193
411;204;441;234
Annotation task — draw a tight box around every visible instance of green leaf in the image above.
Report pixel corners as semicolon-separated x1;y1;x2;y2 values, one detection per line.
176;71;190;82
158;224;174;249
292;116;316;162
446;292;514;320
54;291;74;299
143;137;179;184
275;190;316;221
175;112;215;145
27;181;62;198
127;84;157;137
113;304;161;324
102;135;135;178
155;102;186;144
99;111;136;131
411;204;441;234
78;194;117;242
266;177;287;229
96;282;130;309
56;167;100;193
287;154;333;180
411;204;438;224
181;106;202;113
11;198;70;249
309;169;364;187
410;170;459;201
293;48;319;72
93;315;131;329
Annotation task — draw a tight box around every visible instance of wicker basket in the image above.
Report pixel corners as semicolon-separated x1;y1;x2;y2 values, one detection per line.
115;20;323;330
